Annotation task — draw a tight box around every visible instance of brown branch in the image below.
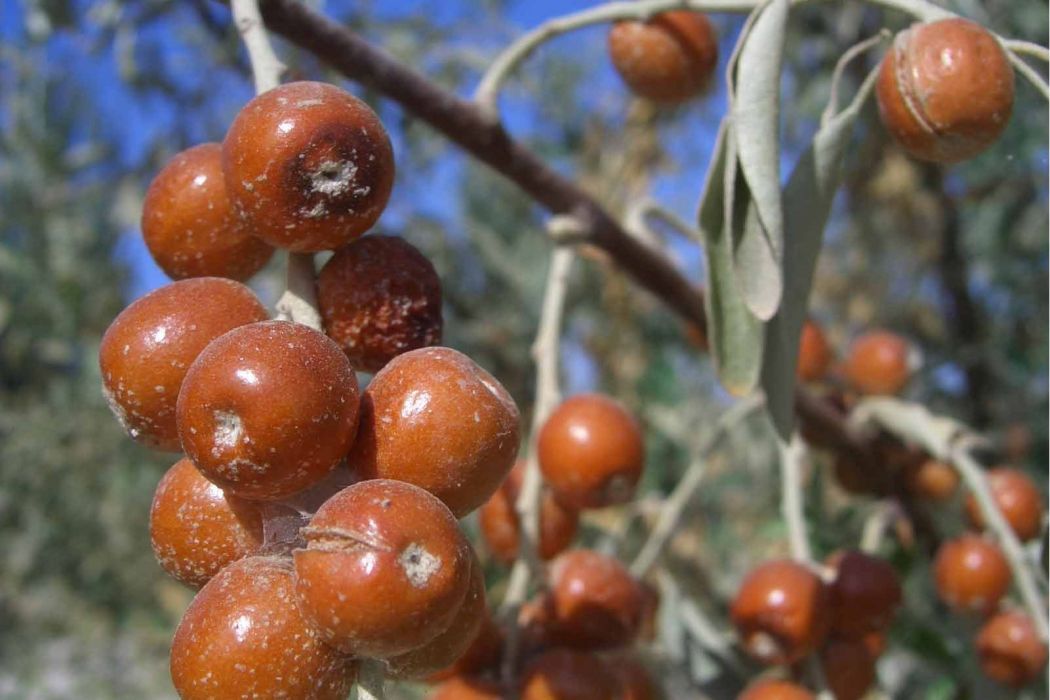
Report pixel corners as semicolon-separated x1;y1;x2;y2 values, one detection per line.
257;0;866;458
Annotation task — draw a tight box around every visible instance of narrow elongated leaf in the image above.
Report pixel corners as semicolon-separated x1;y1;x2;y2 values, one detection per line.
698;121;763;396
761;80;876;437
732;0;789;320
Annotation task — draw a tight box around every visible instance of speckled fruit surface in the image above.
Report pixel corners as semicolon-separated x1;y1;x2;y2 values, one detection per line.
608;11;718;103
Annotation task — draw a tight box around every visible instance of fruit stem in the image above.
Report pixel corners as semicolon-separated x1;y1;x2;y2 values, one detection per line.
778;432;814;563
276;252;323;330
231;0;286;93
356;660;385;700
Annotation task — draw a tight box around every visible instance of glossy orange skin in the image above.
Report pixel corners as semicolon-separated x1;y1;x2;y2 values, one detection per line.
222;81;394;251
479;461;579;564
975;611;1049;687
520;649;621;700
538;394;644;509
904;458;959;501
608;11;718;103
385;549;488;680
294;479;472;658
730;559;831;665
170;556;355;700
933;534;1011;615
821;639;876;700
99;278;269;451
149;457;263;589
964;468;1043;541
842;330;911;396
426;610;504;682
141;143;273;281
827;550;902;639
876;19;1014;164
177;320;360;501
428;676;507;700
796;320;833;382
547;549;644;650
348;347;521;517
737;680;816;700
317;235;443;373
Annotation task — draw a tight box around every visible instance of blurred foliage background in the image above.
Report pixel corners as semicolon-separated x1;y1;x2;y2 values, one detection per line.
0;0;1046;697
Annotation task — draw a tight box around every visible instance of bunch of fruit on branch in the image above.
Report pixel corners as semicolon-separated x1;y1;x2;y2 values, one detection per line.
96;4;1047;699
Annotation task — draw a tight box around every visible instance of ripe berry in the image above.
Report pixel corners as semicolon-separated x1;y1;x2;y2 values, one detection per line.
904;458;959;501
876;18;1014;164
99;278;268;451
348;347;521;518
317;235;443;373
546;549;644;650
820;639;876;700
964;467;1043;541
608;654;661;700
223;81;395;251
520;648;621;700
975;610;1048;687
149;457;262;588
177;320;360;500
428;676;506;700
730;559;831;665
608;11;718;103
170;556;355;700
842;330;912;396
479;461;579;564
933;534;1011;615
426;610;504;682
384;549;488;680
827;550;902;639
796;320;833;382
738;679;815;700
141;143;273;281
293;479;473;658
538;393;644;509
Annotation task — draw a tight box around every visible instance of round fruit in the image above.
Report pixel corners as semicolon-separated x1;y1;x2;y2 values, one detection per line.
608;654;661;700
317;235;443;373
975;610;1048;687
170;556;355;700
177;320;360;501
933;534;1011;615
876;18;1014;164
347;347;521;518
738;679;816;700
964;467;1043;541
293;479;473;658
821;639;876;700
141;143;273;281
607;11;718;103
479;461;579;564
827;550;902;639
384;549;488;680
796;320;833;382
904;458;959;501
222;81;395;251
730;559;830;665
538;393;644;509
842;330;911;396
547;549;644;650
99;277;269;451
520;648;621;700
149;457;263;588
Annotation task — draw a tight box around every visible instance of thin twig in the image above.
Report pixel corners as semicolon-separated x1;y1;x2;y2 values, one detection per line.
821;30;891;126
275;252;323;330
626;198;703;244
1003;39;1050;63
631;393;765;577
1007;51;1050;100
778;433;813;562
656;570;750;678
356;660;385;700
231;0;285;93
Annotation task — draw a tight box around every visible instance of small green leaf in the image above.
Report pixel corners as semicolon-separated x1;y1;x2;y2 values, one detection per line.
698;121;763;396
761;75;876;438
731;0;790;320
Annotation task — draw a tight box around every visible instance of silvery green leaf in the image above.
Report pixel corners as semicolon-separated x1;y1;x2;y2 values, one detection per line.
732;0;790;320
699;121;763;396
761;76;875;438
